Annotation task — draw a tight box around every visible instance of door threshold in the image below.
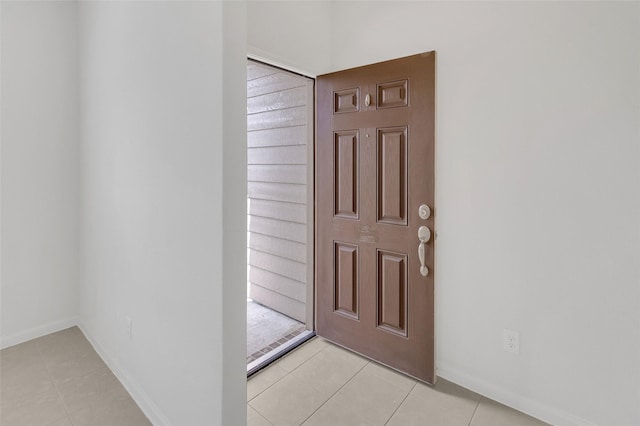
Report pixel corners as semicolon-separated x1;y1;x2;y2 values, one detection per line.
247;330;315;377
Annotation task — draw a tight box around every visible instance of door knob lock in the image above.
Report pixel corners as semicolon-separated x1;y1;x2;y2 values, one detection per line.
418;226;431;277
418;204;431;220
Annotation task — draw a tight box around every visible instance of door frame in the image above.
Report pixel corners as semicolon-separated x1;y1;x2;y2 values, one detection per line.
246;55;317;332
246;53;438;382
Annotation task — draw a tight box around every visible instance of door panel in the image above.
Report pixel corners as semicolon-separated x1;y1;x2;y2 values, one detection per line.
377;80;409;109
316;52;435;383
334;131;359;218
377;249;408;336
334;242;359;319
334;88;360;114
377;126;407;225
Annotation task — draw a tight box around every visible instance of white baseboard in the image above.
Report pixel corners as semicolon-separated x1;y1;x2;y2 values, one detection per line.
1;316;78;349
8;320;595;426
77;322;173;426
437;363;598;426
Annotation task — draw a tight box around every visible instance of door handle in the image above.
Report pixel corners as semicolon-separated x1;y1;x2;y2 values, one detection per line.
418;226;431;277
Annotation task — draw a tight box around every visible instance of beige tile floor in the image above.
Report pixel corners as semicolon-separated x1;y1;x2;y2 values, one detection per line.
2;329;549;426
248;337;550;426
0;327;150;426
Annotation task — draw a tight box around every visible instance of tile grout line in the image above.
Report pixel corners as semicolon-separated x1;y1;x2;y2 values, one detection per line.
276;339;332;374
467;397;482;426
249;405;275;426
247;364;290;405
248;340;329;404
297;359;371;426
383;381;418;426
278;339;328;373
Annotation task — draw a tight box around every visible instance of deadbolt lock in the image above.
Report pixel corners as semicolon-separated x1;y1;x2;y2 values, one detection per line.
418;204;431;220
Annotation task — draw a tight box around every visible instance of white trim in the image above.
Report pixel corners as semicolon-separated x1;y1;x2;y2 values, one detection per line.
77;323;172;426
437;363;598;426
247;45;317;78
0;316;78;349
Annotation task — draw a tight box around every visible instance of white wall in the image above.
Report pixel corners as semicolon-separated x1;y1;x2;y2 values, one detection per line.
329;2;640;426
221;2;248;424
3;2;637;425
247;0;332;76
1;1;80;347
78;2;246;425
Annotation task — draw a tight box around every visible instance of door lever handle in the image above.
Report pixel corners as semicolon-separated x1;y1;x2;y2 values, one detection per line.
418;226;431;277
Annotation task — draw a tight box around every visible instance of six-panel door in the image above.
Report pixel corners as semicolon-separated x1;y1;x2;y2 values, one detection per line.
316;52;436;383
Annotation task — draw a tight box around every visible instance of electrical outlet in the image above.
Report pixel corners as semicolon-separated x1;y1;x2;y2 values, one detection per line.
503;329;519;354
126;316;132;341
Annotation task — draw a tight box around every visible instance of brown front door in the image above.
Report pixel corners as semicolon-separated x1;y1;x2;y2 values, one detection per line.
316;52;436;383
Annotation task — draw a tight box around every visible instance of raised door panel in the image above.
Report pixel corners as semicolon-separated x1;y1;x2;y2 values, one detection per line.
377;250;408;337
377;80;409;109
377;127;407;225
334;131;359;218
334;242;359;319
334;88;360;114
